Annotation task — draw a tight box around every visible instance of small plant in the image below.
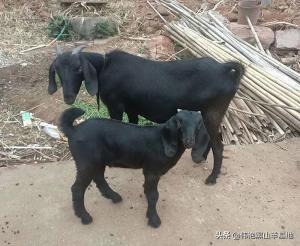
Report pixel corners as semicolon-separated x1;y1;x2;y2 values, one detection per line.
93;20;118;39
72;100;154;126
137;45;149;55
72;101;110;119
48;16;78;41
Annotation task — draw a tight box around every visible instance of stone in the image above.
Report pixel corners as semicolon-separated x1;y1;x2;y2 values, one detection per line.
70;17;115;40
230;22;275;49
280;56;297;65
149;35;175;60
275;29;300;50
227;12;238;22
157;5;169;16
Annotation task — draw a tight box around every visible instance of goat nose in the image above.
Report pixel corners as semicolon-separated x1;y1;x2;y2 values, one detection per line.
185;138;195;148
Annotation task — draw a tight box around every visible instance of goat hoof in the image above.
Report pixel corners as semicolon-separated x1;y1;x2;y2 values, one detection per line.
111;193;123;203
205;175;217;185
81;214;93;224
148;215;161;228
191;152;206;164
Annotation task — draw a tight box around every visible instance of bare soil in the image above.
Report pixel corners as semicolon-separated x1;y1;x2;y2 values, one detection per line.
0;139;299;246
218;0;300;25
0;0;299;164
1;0;299;125
0;1;299;245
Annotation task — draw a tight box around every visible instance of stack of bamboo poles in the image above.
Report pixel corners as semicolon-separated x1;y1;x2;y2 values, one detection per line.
151;0;300;145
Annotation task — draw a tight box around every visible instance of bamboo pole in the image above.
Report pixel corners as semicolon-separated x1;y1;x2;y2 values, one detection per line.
159;0;300;84
155;1;300;144
234;95;300;112
246;17;265;53
170;24;300;121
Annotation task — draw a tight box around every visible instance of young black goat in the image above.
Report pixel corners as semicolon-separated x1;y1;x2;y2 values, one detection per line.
50;46;245;184
60;108;209;228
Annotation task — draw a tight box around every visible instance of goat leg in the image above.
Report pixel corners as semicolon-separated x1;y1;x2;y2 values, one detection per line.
203;110;225;185
126;110;139;124
71;169;93;224
93;165;122;203
143;171;161;228
107;104;124;121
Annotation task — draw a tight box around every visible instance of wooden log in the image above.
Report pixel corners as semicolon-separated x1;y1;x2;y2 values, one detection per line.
223;115;239;144
229;101;245;130
261;106;290;132
240;79;300;131
234;95;300;112
228;110;251;143
267;113;285;136
227;112;243;136
242;122;254;144
243;100;264;130
238;88;271;127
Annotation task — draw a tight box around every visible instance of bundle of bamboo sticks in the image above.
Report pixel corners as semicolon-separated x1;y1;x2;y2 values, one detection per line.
152;0;300;145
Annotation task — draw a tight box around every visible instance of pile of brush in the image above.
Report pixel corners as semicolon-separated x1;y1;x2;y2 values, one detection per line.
150;0;300;145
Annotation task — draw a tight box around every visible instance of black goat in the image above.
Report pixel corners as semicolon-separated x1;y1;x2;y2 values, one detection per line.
60;108;209;228
50;46;245;184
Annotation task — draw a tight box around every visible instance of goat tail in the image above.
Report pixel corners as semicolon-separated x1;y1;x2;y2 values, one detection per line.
224;61;245;82
59;107;85;138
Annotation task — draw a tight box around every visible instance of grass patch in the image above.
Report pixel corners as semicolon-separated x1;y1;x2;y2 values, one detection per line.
72;100;155;126
48;16;78;41
93;20;118;39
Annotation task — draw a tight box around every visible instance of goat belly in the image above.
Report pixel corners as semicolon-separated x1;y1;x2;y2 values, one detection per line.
107;162;142;169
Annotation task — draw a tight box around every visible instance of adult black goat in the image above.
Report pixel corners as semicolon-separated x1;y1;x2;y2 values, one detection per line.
60;108;209;228
49;46;245;184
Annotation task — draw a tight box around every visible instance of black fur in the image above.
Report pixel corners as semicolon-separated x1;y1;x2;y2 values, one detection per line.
60;108;209;228
50;49;245;184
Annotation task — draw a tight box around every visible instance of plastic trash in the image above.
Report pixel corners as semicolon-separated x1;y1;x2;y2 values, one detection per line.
21;111;32;127
40;122;61;139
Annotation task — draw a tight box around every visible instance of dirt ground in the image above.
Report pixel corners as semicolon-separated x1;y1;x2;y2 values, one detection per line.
0;139;299;246
1;0;299;128
0;38;137;125
0;1;300;243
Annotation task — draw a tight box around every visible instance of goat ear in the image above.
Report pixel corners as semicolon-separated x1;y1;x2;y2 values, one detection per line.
80;56;98;96
48;62;57;94
161;117;179;157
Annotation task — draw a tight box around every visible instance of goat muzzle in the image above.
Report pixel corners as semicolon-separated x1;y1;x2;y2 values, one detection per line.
183;138;195;149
